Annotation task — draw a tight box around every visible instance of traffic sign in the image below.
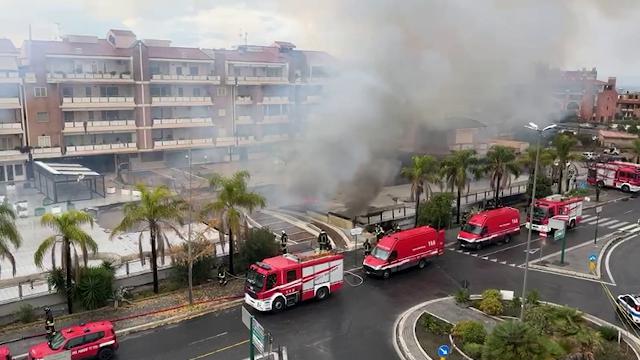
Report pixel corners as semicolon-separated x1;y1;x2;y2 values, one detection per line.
350;227;363;236
596;206;603;214
588;254;597;262
554;228;565;241
437;344;450;357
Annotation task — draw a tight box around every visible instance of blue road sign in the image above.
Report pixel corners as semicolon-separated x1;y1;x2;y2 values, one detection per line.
588;254;597;262
437;345;450;357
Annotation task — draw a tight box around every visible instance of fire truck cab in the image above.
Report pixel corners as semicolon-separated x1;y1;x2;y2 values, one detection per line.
245;252;344;312
587;161;640;193
526;195;583;234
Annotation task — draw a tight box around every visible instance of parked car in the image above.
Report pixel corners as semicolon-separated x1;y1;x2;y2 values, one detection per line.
582;152;597;160
28;321;118;360
579;123;594;128
603;146;621;155
617;294;640;324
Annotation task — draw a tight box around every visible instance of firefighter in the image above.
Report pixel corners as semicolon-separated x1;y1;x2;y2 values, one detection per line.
44;307;55;340
375;224;384;241
318;230;329;251
280;230;288;254
217;265;228;286
394;223;401;233
363;237;372;256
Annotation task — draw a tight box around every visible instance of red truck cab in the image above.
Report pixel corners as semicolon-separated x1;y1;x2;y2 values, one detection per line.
363;226;445;279
526;195;583;233
28;321;118;360
457;207;520;250
0;346;10;360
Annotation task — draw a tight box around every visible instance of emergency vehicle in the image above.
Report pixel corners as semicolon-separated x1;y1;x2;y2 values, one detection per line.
587;161;640;193
363;226;445;279
457;207;520;250
245;252;344;312
0;346;10;360
525;195;583;234
28;321;118;360
617;293;640;324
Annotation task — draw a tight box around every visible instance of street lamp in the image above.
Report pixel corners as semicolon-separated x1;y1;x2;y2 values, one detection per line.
185;150;194;305
521;122;556;320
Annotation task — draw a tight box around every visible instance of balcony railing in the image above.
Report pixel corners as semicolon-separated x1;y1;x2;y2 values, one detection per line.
61;97;135;109
151;97;213;106
304;95;322;104
150;74;221;84
261;134;289;143
47;72;133;83
262;115;289;124
0;98;21;109
261;96;289;104
152;118;212;128
236;96;253;105
236;116;253;125
0;71;20;84
154;138;215;149
0;149;27;160
0;123;23;134
66;142;137;155
63;120;136;133
32;147;62;159
227;76;289;85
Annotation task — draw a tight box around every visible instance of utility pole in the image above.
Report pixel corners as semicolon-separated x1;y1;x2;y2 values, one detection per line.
186;149;193;305
594;206;602;245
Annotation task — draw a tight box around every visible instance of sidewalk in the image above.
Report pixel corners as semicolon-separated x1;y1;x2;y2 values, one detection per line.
0;280;243;357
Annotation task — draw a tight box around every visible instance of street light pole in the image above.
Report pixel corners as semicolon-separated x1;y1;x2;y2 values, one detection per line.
186;149;194;305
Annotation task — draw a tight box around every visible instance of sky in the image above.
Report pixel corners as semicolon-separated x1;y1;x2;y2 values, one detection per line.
1;0;640;86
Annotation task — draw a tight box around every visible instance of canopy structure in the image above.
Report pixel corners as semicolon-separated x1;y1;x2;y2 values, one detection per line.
33;161;105;203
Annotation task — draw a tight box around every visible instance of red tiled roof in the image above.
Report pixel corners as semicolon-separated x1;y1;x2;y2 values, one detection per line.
147;46;213;60
109;29;135;36
0;39;18;54
599;130;638;139
219;46;287;63
27;39;132;57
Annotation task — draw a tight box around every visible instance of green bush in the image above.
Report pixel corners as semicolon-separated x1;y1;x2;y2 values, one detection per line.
236;228;279;273
479;296;503;316
453;320;487;345
482;289;502;300
525;290;540;305
420;313;453;336
47;267;66;293
418;192;454;229
509;296;522;314
523;305;550;334
524;304;583;337
597;325;618;342
482;321;548;360
455;288;470;305
74;266;114;310
171;239;217;285
463;343;483;359
15;303;36;323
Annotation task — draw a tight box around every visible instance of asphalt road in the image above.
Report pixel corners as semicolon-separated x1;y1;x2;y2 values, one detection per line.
112;192;639;360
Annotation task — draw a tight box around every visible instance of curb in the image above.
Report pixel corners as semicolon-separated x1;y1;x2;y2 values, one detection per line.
583;195;632;210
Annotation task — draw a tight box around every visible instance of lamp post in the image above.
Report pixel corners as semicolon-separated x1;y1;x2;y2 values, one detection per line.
186;149;194;305
521;122;556;320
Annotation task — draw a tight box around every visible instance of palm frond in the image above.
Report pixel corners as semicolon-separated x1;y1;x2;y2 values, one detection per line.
34;235;58;269
0;238;17;276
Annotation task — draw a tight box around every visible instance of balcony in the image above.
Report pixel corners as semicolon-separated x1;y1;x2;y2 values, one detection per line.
153;138;215;149
60;97;135;110
304;95;322;104
261;115;289;124
66;142;137;155
0;71;20;84
150;74;221;84
236;96;253;105
237;136;257;146
32;147;62;159
63;120;137;134
0;149;27;161
151;97;213;107
0;123;23;135
261;96;289;105
47;72;133;83
0;98;21;110
216;137;236;147
152;118;212;129
261;134;289;143
236;116;254;125
227;76;289;85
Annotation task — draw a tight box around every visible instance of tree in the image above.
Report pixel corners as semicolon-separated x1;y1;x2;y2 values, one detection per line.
236;228;279;271
417;192;454;229
111;184;185;294
203;171;266;274
632;138;640;163
440;150;481;224
482;321;548;360
482;146;521;205
401;155;440;227
35;210;97;314
518;146;555;186
0;203;21;277
552;134;578;194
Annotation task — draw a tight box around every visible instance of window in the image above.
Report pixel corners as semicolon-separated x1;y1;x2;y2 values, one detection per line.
178;88;184;97
286;270;296;283
88;112;95;121
83;331;104;344
14;164;23;176
65;336;85;349
218;109;226;117
190;66;198;75
64;112;74;122
36;112;49;123
216;87;227;96
266;274;277;290
150;63;160;75
85;86;92;97
193;88;201;97
176;67;183;76
37;135;51;147
33;87;47;97
388;251;398;261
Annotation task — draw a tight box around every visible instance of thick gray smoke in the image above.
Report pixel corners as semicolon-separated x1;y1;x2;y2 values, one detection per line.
273;0;634;215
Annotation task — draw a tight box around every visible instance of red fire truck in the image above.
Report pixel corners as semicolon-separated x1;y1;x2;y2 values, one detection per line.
525;195;583;234
245;252;344;312
587;161;640;193
457;207;520;250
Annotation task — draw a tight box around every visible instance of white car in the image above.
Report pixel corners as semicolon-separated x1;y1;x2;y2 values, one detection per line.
582;152;597;160
579;123;594;128
603;147;621;155
617;294;640;323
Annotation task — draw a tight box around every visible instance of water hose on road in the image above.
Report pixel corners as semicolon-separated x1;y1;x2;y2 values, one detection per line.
343;270;364;287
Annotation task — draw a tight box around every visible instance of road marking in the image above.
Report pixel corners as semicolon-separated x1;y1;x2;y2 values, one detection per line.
509;263;516;267
624;210;634;215
189;339;249;360
500;261;506;264
629;227;640;234
618;224;638;231
582;214;593;220
610;222;630;229
481;256;489;260
490;258;497;262
524;265;617;286
605;234;638;285
585;218;609;225
189;332;228;346
479;237;542;257
601;219;621;227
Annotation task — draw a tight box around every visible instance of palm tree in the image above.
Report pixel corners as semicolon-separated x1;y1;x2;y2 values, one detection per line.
401;155;440;227
0;203;21;277
518;146;555;183
440;150;481;224
35;210;97;314
553;134;578;194
111;184;185;294
482;146;521;205
482;321;548;360
632;139;640;163
202;171;266;275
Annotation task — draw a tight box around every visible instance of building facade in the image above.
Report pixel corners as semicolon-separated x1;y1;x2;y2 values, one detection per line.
551;68;618;123
3;29;332;180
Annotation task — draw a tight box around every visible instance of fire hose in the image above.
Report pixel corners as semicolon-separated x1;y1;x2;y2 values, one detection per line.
343;270;364;287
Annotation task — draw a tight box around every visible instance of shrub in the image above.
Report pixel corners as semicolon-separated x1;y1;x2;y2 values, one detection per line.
525;290;540;305
74;266;114;310
47;267;66;293
420;313;453;336
236;228;279;273
482;321;548;360
479;296;503;316
171;239;217;285
523;305;550;334
455;288;470;305
101;260;115;273
509;296;522;314
482;289;502;300
597;325;618;342
15;303;36;323
453;320;487;345
463;343;483;359
418;193;454;229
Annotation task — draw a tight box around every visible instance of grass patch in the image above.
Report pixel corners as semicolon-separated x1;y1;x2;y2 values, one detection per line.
415;313;464;360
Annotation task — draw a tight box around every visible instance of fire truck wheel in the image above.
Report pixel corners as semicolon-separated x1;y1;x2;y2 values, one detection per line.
382;269;391;279
504;235;512;244
418;259;426;269
316;287;329;301
98;347;115;360
569;219;576;228
272;297;286;312
622;185;631;193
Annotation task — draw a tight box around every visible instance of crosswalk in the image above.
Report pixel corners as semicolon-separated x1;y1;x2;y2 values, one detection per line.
580;214;640;233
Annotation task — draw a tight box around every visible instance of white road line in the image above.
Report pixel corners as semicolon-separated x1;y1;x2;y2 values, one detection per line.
610;222;630;229
509;264;516;267
629;227;640;234
481;256;489;260
605;234;638;284
585;218;609;225
624;210;634;215
600;219;621;227
619;224;638;231
490;258;497;262
188;332;228;346
479;237;542;257
500;261;507;265
581;215;594;220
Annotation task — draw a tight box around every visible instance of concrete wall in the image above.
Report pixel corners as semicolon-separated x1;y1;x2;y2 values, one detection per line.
327;212;353;230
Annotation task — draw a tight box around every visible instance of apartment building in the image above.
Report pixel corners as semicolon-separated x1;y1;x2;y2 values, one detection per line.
9;29;333;178
550;68;618;123
0;39;26;182
617;91;640;120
